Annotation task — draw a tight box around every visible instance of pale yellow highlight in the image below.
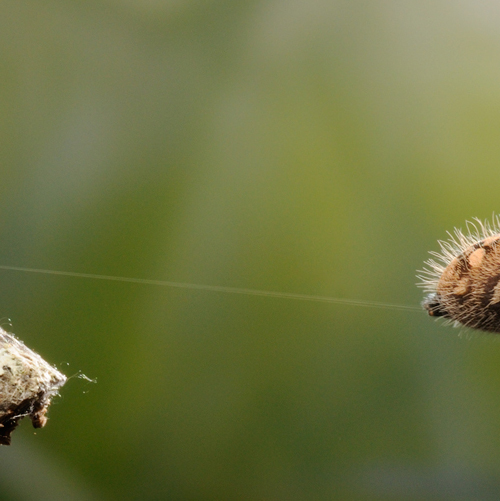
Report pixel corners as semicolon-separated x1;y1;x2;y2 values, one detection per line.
492;280;500;304
482;235;500;246
454;278;469;296
468;247;485;267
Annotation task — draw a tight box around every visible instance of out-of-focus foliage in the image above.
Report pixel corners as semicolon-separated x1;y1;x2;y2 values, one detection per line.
1;1;500;499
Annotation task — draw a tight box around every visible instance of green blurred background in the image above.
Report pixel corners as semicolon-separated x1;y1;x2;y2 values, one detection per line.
1;1;500;499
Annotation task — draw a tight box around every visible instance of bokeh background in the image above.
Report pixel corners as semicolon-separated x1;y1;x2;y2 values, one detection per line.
1;1;500;499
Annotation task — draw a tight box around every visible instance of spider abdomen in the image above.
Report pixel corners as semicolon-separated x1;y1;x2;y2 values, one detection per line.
419;220;500;333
